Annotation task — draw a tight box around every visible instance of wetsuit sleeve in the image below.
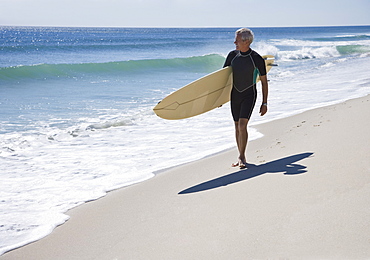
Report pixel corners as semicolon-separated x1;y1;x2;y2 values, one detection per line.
223;51;237;68
255;54;267;76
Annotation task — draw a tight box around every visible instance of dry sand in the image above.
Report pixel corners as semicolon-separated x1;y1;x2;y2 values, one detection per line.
2;95;370;260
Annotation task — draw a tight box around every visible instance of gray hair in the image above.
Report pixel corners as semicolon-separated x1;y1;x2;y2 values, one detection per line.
236;28;254;43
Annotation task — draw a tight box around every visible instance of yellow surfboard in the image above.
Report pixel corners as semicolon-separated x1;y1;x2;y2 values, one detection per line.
153;55;275;120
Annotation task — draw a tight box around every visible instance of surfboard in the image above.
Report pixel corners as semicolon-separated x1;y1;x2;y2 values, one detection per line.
153;55;275;120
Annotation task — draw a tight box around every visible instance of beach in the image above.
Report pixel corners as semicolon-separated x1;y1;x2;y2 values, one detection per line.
2;26;370;254
2;94;369;260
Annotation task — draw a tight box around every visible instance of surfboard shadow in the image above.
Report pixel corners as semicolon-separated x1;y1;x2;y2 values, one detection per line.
178;152;314;195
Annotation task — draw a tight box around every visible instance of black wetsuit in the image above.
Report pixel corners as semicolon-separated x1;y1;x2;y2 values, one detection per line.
223;49;266;121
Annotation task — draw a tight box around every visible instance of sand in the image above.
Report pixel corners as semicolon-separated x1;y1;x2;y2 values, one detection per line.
2;95;370;260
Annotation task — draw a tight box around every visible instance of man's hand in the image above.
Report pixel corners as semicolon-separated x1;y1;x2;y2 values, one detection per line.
260;104;267;116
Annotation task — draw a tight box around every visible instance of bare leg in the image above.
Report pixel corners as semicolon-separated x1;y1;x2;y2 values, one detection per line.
232;118;249;168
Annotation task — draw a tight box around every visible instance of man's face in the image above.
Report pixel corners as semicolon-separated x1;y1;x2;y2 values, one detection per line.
234;34;250;51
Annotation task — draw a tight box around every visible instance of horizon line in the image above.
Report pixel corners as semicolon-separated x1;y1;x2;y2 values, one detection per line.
1;24;370;29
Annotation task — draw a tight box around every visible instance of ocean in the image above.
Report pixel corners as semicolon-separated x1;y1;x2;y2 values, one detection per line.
1;26;370;254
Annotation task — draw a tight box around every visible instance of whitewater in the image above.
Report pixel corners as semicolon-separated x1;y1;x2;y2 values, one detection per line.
1;26;370;255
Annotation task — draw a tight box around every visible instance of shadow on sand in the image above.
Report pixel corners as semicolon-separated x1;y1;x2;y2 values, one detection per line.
178;152;314;195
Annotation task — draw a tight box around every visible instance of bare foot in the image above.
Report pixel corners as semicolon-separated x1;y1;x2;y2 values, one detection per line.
239;159;246;169
232;161;240;167
232;158;247;168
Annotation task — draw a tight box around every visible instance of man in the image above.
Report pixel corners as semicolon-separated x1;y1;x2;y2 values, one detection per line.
223;28;268;169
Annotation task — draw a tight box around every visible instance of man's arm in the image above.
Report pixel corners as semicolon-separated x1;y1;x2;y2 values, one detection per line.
223;51;237;68
259;75;268;116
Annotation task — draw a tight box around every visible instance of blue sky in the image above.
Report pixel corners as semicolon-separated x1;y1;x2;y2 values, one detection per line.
1;0;369;27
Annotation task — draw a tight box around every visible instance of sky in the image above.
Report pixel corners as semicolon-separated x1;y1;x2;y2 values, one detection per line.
0;0;369;28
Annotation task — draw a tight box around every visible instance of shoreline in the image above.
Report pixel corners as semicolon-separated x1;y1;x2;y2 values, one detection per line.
2;94;370;259
156;94;369;175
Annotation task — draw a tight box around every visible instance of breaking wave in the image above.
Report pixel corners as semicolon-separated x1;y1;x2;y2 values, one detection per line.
0;54;225;81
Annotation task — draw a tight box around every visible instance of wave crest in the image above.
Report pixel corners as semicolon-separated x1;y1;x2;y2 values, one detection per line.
0;54;225;81
336;45;370;55
278;46;340;60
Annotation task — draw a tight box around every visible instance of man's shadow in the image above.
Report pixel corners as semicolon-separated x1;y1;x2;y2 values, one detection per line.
178;152;314;195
